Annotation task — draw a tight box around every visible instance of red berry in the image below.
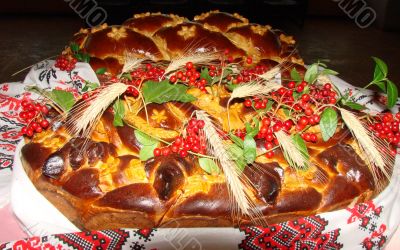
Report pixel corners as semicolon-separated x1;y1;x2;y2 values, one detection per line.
174;137;183;146
171;145;179;153
273;123;282;132
303;133;311;142
304;108;313;116
153;148;161;156
298;117;309;126
296;85;304;93
40;120;49;128
265;142;274;150
266;151;274;158
82;93;89;100
329;97;337;104
324;83;332;90
169;75;177;83
197;120;205;129
262;118;271;127
21;126;28;134
176;71;183;79
288;81;296;89
186;62;193;69
162;147;171;156
244;99;252;107
301;94;310;102
266;134;274;142
35;126;43;133
310;134;317;143
246;57;253;64
313;114;321;123
26;129;34;137
179;150;188;158
31;122;39;130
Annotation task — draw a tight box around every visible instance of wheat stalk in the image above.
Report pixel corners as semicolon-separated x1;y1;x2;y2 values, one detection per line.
275;130;310;170
226;81;280;129
118;53;145;77
195;110;265;224
67;82;128;137
257;66;281;81
164;51;219;76
339;108;393;190
229;81;280;100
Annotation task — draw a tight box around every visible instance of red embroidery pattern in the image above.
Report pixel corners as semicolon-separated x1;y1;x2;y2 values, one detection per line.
55;229;130;250
346;201;387;249
133;229;156;242
239;216;343;250
3;236;63;250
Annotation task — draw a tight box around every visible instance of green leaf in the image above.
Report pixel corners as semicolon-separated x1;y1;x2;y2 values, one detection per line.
121;72;132;81
229;133;244;148
49;89;75;111
304;64;319;83
243;135;257;164
82;81;99;92
142;80;197;104
139;144;158;161
74;53;83;61
282;107;290;117
227;144;246;171
200;67;213;84
387;80;398;108
372;57;388;82
292;133;309;162
320;107;338;141
95;67;107;75
211;68;232;85
321;69;339;76
342;101;366;111
226;83;240;91
245;119;259;138
112;99;125;127
375;81;387;92
198;158;220;174
265;99;274;111
82;53;90;63
134;130;159;146
290;68;302;82
70;43;79;53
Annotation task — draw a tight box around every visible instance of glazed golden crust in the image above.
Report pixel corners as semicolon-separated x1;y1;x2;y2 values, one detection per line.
68;11;303;76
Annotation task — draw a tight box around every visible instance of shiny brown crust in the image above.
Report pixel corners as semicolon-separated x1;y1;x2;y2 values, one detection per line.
21;105;387;230
69;11;303;76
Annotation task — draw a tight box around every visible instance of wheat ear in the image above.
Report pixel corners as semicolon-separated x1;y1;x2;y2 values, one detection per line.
340;108;394;190
195;110;265;224
67;82;128;137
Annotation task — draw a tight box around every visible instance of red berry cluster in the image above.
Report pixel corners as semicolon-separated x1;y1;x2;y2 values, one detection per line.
169;62;215;93
128;63;165;82
370;113;400;155
153;118;206;158
54;55;77;71
19;100;50;137
126;85;140;97
228;64;270;85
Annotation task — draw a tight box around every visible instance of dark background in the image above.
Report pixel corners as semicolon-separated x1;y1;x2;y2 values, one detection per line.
0;0;399;87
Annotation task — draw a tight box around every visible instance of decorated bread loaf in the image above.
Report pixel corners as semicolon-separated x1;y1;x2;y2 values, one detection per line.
19;11;396;231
